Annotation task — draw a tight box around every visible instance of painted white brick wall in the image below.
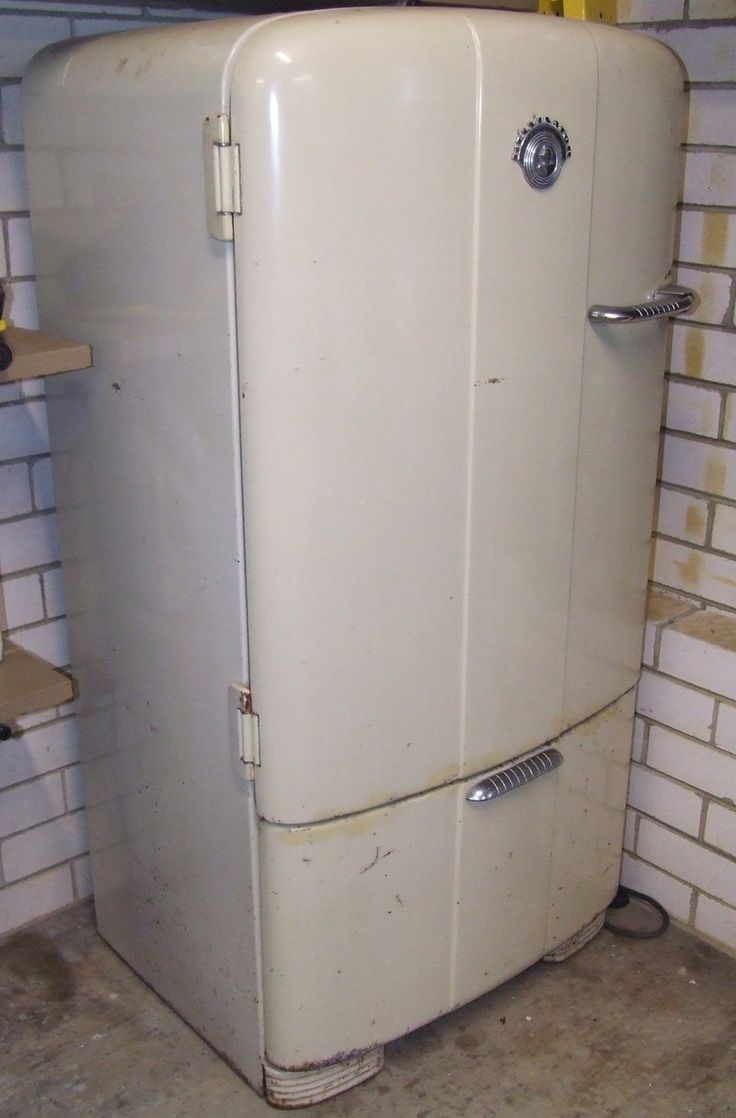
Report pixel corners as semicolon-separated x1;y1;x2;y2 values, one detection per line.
669;323;736;384
628;593;736;953
0;0;221;938
2;810;88;881
620;852;693;924
631;717;646;763
654;488;708;545
659;611;736;697
675;266;732;327
677;210;736;269
723;394;736;441
682;152;736;209
0;572;44;629
663;379;721;437
635;668;714;740
1;716;80;790
695;894;736;946
714;702;736;753
645;24;736;82
687;88;736;148
653;542;736;609
0;150;28;211
0;771;65;839
0;864;73;937
628;763;703;836
622;0;736;962
688;2;736;17
638;817;736;907
660;434;736;497
0;462;32;520
704;802;736;857
648;724;735;799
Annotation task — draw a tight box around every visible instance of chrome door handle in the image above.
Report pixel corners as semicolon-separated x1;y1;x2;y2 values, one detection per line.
466;747;563;803
588;285;694;325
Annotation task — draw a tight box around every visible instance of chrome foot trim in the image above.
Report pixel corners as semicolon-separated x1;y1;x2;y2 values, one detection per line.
263;1047;384;1108
543;911;606;962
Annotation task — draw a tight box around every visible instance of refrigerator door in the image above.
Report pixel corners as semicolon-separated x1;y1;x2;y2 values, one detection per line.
458;14;598;778
563;29;685;728
232;9;477;825
231;10;608;825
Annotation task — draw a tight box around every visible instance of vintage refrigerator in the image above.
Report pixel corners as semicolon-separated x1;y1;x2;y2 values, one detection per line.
23;7;690;1107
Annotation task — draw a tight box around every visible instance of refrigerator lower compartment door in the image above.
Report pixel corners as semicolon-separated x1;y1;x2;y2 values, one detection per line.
259;690;634;1074
546;690;634;953
260;782;459;1070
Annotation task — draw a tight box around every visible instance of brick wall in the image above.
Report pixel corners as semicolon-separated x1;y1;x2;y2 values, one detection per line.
0;0;220;938
618;1;736;955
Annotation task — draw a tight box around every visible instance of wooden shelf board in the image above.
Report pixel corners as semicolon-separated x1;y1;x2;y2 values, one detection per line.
0;326;92;384
0;640;74;722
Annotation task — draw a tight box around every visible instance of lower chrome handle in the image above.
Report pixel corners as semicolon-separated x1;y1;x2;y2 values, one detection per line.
466;747;563;803
588;285;694;325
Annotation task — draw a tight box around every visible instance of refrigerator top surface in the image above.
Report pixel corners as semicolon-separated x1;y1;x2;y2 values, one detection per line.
24;6;674;102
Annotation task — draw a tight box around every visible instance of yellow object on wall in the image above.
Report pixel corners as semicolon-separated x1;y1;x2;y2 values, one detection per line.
538;0;616;21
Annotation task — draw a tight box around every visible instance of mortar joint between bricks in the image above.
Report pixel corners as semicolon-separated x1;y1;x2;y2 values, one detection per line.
688;886;698;925
685;19;736;29
704;495;717;550
697;793;710;843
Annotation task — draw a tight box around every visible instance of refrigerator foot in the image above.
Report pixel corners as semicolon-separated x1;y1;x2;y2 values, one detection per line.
263;1047;384;1107
543;911;606;963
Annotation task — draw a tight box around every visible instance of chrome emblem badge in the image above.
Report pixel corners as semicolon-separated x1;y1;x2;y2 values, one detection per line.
513;116;571;190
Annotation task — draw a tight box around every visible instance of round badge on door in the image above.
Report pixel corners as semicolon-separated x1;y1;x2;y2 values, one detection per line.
513;116;571;190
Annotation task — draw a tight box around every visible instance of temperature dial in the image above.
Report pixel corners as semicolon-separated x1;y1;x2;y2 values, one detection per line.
513;117;571;190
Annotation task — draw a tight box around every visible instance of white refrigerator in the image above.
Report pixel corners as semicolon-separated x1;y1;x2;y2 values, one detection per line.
23;8;688;1107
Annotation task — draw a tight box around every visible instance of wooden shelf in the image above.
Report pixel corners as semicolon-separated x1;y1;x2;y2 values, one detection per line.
0;640;74;722
0;326;89;722
0;326;90;721
0;325;92;384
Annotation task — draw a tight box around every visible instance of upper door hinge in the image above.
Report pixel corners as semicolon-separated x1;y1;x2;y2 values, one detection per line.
203;113;242;242
229;682;261;781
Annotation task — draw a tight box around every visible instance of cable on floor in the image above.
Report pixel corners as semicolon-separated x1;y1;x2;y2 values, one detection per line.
604;885;670;940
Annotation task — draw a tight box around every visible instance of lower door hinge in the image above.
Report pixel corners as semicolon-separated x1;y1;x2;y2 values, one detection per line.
229;682;261;781
204;113;242;242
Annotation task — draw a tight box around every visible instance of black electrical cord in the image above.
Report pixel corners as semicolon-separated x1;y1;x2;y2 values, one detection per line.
604;885;670;940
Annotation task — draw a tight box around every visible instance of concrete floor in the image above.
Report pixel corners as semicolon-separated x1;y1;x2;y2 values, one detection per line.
1;901;735;1118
